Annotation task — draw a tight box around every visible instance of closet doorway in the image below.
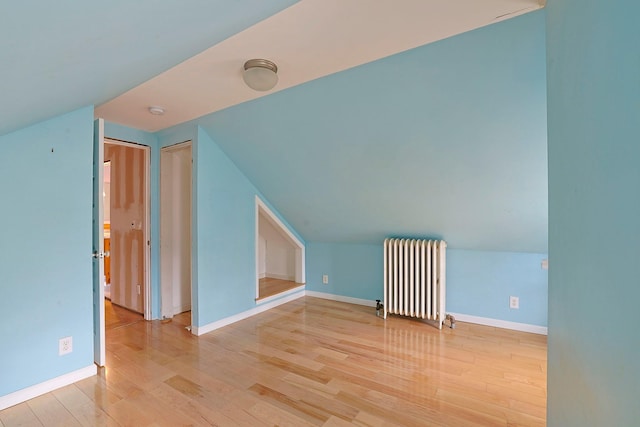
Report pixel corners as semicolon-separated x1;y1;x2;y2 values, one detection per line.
160;141;193;325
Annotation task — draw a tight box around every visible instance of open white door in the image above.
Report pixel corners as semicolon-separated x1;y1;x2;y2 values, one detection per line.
92;118;106;366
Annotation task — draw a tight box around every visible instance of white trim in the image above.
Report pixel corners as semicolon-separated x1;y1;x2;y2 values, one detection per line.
255;201;260;299
0;365;96;411
295;248;304;283
447;312;548;335
192;291;304;336
305;291;377;307
256;285;305;305
301;291;548;335
162;140;193;153
143;144;151;320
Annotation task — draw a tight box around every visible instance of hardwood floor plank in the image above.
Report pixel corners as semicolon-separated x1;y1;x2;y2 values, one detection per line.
0;402;42;427
352;410;395;427
248;383;329;425
281;372;340;399
247;401;317;427
100;399;154;427
27;393;81;427
253;372;360;423
322;415;357;426
51;385;118;427
146;382;237;426
0;296;547;426
74;374;123;411
105;300;143;330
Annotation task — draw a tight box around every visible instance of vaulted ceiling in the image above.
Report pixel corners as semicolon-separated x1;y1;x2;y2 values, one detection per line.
2;1;547;253
0;0;298;136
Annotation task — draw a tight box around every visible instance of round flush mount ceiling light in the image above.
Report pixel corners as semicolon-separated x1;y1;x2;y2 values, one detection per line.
243;59;278;91
148;106;165;115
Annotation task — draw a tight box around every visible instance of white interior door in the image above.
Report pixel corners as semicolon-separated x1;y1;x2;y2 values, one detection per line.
160;142;193;319
103;141;151;317
92;119;106;366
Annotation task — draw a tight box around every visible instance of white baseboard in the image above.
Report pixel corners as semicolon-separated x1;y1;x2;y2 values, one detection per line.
265;273;295;281
192;290;305;336
258;272;266;279
447;312;548;335
302;291;547;335
304;291;377;307
0;365;96;411
256;285;305;305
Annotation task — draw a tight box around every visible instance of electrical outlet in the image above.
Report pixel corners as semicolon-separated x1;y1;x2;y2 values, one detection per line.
137;284;141;295
509;296;519;309
59;336;73;356
322;274;329;284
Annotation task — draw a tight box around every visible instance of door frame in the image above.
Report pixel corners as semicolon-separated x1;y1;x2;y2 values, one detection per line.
159;141;193;325
103;137;152;320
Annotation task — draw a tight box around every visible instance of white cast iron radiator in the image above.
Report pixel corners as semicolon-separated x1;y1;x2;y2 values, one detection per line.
383;239;447;329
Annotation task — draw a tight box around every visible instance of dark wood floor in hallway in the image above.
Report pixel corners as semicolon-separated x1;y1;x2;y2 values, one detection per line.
0;297;547;426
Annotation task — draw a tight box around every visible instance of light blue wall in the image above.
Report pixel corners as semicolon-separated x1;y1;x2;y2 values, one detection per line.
197;10;547;254
0;106;94;396
306;243;383;301
447;250;547;326
546;1;640;425
195;126;258;325
104;122;160;318
306;243;547;326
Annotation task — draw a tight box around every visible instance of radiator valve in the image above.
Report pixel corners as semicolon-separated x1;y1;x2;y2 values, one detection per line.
445;314;456;329
376;300;383;317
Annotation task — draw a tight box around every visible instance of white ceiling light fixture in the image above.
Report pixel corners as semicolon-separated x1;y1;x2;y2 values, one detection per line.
148;106;165;115
243;59;278;91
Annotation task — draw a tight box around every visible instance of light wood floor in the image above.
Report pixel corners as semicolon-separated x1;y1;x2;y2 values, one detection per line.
257;277;301;300
0;297;547;426
105;299;144;330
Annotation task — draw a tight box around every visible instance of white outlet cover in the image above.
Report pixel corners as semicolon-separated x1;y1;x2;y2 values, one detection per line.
59;336;73;355
509;296;520;309
322;275;328;284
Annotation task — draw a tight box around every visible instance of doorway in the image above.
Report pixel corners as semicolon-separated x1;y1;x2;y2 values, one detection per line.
94;125;151;366
104;139;151;318
160;141;193;325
